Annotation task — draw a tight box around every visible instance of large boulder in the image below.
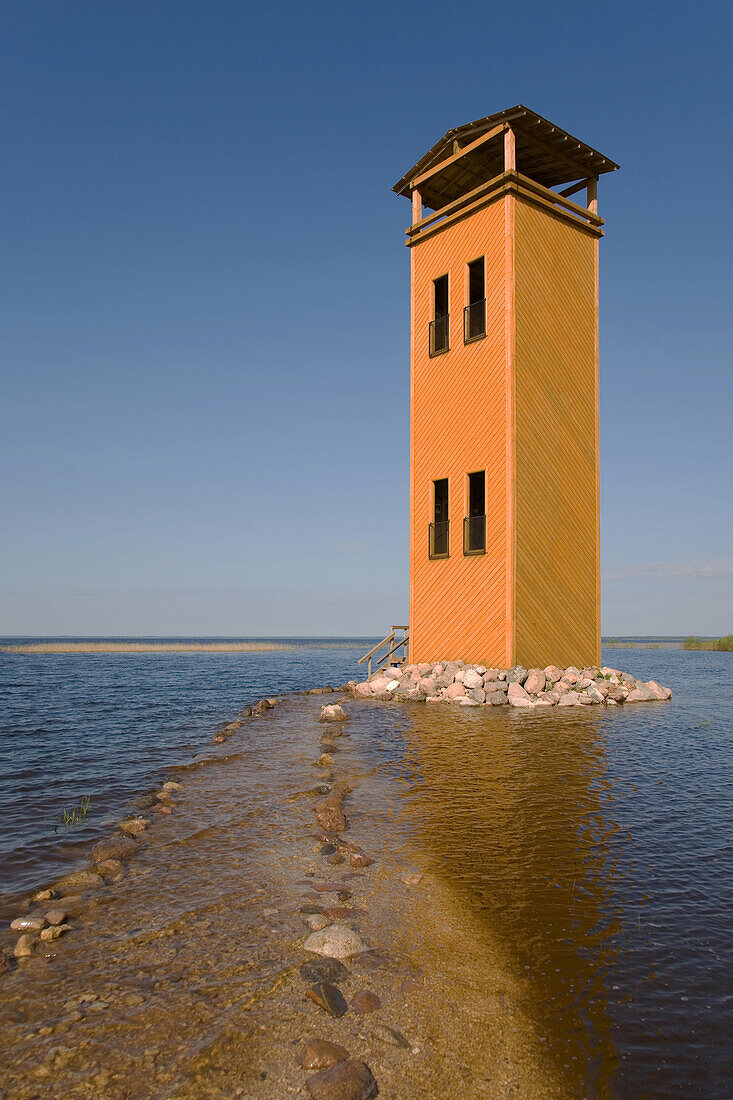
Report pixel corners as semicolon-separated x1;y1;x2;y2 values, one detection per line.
444;682;466;700
558;691;581;706
506;666;528;684
507;682;534;707
524;668;546;694
90;835;139;865
544;665;563;683
645;680;672;700
462;669;483;690
626;684;660;703
485;690;508;705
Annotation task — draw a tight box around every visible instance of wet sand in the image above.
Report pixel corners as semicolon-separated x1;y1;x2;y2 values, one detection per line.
0;691;563;1099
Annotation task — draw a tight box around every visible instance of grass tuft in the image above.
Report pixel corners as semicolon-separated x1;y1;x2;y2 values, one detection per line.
56;795;92;829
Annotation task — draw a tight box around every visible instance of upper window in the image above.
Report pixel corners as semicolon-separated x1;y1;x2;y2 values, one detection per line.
464;258;486;343
429;274;449;356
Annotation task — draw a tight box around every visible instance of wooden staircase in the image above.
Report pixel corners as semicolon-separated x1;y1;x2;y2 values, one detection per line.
358;626;409;678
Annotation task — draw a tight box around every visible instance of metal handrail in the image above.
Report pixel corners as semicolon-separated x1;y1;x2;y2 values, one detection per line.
429;520;449;559
429;314;449;356
463;514;487;554
464;298;486;342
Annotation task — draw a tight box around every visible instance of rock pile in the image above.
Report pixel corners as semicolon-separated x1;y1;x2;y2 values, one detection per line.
350;662;671;708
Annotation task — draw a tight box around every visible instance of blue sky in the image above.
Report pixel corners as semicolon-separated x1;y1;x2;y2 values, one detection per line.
1;0;731;636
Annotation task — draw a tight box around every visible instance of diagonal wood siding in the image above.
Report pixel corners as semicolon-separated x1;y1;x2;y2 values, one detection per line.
513;197;600;668
410;197;511;666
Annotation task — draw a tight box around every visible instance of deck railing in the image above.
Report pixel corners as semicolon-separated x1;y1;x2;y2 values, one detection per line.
358;625;409;679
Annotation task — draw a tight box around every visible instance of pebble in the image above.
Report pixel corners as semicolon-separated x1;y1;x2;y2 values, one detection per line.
40;924;70;942
130;793;158;811
123;993;145;1006
323;907;365;920
349;853;374;868
14;935;36;958
313;793;347;833
306;982;348;1018
300;958;350;984
306;1060;377;1100
44;909;67;926
304;914;331;931
10;917;46;933
402;873;423;886
350;990;381;1014
162;781;183;790
53;869;103;892
154;804;172;814
304;925;368;960
119;818;148;836
399;979;426;995
96;859;124;879
318;754;335;767
373;1024;411;1049
319;705;348;723
298;1037;350;1070
32;889;54;902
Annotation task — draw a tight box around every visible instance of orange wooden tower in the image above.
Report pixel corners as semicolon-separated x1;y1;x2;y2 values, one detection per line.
394;106;618;669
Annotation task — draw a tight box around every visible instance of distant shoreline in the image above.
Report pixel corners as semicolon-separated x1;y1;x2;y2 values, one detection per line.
0;642;292;654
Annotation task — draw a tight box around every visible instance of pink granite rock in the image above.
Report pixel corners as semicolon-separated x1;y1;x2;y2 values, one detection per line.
558;691;581;706
507;682;534;707
524;668;546;694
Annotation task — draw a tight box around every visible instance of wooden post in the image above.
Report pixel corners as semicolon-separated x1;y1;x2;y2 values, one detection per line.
504;126;516;173
587;177;598;214
412;188;422;225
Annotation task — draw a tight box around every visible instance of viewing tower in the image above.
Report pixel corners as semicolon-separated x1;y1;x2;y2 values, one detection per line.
394;106;618;668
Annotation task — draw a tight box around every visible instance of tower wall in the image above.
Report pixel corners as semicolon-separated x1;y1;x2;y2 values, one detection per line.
409;198;511;666
513;196;600;668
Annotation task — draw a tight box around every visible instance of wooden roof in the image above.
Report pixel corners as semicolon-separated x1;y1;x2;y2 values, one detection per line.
393;105;619;211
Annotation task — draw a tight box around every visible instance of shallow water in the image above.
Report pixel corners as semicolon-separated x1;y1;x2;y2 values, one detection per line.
1;643;731;1097
0;637;370;906
394;646;733;1098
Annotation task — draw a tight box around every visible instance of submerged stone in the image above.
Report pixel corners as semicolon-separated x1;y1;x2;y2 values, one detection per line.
298;1037;350;1070
306;1060;378;1100
303;924;368;960
299;957;350;984
306;982;348;1017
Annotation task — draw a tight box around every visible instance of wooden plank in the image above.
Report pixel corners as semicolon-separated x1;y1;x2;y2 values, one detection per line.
410;123;506;190
504;126;516;172
514;121;593;182
408;172;506;235
559;177;592;199
408;175;603;248
514;172;603;226
587;177;598;215
412;188;422;225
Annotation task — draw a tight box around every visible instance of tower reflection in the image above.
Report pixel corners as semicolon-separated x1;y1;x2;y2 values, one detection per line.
400;704;621;1099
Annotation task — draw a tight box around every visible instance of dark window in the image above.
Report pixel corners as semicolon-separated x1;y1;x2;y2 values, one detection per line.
464;258;486;342
429;478;449;558
429;274;449;355
464;471;486;554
